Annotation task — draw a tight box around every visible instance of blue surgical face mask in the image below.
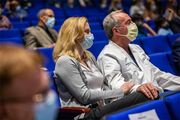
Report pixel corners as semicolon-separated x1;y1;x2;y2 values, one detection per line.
45;17;55;28
34;90;58;120
81;33;94;49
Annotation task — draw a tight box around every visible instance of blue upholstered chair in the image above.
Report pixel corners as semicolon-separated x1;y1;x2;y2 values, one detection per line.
106;100;171;120
141;36;171;55
164;92;180;120
149;53;176;75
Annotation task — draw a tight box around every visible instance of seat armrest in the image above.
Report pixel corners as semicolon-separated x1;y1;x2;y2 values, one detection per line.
59;107;91;113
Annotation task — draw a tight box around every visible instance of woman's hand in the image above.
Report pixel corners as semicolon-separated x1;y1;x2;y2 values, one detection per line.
121;82;134;95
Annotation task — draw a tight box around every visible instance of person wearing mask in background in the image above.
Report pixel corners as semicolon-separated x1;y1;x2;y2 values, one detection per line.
0;44;58;120
24;8;57;49
164;8;180;34
53;17;149;120
131;13;157;38
5;0;27;20
0;7;12;30
156;17;173;36
108;0;123;14
97;11;180;100
79;0;93;7
129;0;145;17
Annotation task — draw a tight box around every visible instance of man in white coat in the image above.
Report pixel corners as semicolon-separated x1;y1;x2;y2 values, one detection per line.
97;10;180;100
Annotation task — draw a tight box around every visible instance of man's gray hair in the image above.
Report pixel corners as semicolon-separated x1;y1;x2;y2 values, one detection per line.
103;10;122;39
37;9;49;19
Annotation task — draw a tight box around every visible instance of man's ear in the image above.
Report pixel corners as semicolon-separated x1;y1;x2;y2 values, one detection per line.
112;27;119;33
40;16;47;23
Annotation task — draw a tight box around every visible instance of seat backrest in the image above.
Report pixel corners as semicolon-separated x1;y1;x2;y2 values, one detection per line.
0;37;24;45
106;100;171;120
149;53;176;74
132;38;143;49
12;21;30;29
0;29;21;39
167;33;180;47
48;71;61;107
165;92;180;120
89;22;103;30
92;30;108;42
36;47;55;72
88;41;108;58
142;36;171;55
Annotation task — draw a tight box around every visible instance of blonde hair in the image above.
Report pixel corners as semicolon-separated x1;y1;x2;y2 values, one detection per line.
53;17;91;61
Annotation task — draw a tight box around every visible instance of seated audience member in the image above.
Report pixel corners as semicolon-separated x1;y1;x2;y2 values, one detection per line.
97;11;180;100
172;37;180;75
0;7;12;30
5;0;27;19
79;0;92;7
19;0;32;9
129;0;145;16
164;8;180;33
53;17;149;120
156;17;173;36
64;0;75;8
100;0;107;9
131;13;157;38
0;44;58;120
47;0;61;8
108;0;123;14
24;8;57;49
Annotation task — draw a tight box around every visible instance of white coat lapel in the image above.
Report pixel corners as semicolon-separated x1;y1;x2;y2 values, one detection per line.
110;41;137;67
129;44;144;71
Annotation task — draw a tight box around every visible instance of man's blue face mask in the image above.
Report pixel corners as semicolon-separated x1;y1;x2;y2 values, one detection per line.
45;17;55;28
34;90;58;120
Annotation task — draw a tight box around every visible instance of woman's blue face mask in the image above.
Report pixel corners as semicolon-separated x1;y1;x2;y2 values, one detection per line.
81;33;94;50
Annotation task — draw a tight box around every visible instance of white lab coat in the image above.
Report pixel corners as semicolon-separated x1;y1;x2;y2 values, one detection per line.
97;41;180;93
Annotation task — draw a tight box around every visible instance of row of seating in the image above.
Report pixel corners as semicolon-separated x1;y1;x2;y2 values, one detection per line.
106;92;180;120
133;34;180;55
9;20;104;30
35;33;180;75
1;28;179;50
0;28;106;40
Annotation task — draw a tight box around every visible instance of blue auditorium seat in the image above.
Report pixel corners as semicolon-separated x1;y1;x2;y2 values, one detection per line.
0;37;24;45
87;16;99;22
122;0;132;14
89;41;108;58
36;47;55;72
0;29;21;39
167;33;180;47
141;36;171;55
31;20;38;26
12;21;30;29
89;22;103;30
92;30;108;42
149;53;176;74
64;8;85;17
165;92;180;120
166;52;179;75
106;100;171;120
49;71;61;106
132;38;143;48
